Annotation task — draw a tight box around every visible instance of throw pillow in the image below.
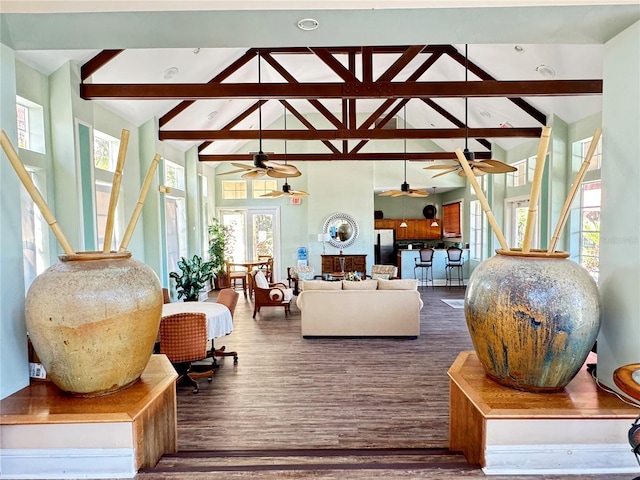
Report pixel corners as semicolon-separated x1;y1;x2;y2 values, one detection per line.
300;280;342;291
342;279;378;290
377;278;418;290
371;273;390;280
254;270;270;289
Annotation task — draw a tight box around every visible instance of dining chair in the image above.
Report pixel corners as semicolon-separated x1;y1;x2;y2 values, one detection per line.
226;260;248;296
211;288;239;364
414;248;435;288
445;247;465;288
159;312;213;393
257;255;273;282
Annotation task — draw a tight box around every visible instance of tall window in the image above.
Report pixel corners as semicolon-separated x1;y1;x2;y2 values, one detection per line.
16;103;29;149
21;168;48;292
93;130;123;250
164;160;187;273
506;199;533;249
93;130;120;172
442;202;462;238
578;136;603;171
579;180;601;281
508;159;528;187
469;200;483;261
16;96;45;154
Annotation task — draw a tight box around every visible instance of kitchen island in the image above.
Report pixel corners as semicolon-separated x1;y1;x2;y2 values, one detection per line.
397;248;469;286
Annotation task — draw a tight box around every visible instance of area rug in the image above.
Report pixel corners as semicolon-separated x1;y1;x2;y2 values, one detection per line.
441;299;465;309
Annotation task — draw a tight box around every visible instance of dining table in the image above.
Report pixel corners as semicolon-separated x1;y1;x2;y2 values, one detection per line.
226;259;271;296
161;301;233;341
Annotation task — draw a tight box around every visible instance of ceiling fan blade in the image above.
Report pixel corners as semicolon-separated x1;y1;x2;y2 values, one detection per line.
217;168;251;176
430;166;460;178
242;169;266;179
291;190;310;198
266;169;301;179
378;190;397;196
458;168;490;178
260;190;284;198
468;160;492;168
390;191;407;197
408;189;429;197
424;164;456;170
263;161;300;175
230;162;255;169
481;159;518;173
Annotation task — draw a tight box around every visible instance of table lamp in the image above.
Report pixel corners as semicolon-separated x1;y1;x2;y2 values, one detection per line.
318;233;331;254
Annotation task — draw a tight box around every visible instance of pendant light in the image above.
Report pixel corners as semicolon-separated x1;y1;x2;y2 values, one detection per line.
430;187;439;227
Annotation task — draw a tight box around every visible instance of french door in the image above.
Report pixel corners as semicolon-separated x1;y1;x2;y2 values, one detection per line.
218;207;280;279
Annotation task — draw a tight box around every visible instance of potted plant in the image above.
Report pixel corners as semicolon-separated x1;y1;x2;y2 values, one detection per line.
208;218;235;289
169;254;215;301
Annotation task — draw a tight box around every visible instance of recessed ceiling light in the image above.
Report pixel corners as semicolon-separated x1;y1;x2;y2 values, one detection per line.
479;110;492;119
536;64;556;78
193;48;201;55
514;45;524;53
207;111;218;121
163;67;179;80
297;18;319;31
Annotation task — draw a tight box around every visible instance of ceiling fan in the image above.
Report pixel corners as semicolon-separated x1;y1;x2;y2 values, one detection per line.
218;52;301;180
261;106;309;198
379;106;429;198
425;45;517;179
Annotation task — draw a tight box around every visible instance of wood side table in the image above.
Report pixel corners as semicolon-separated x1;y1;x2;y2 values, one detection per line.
614;363;640;402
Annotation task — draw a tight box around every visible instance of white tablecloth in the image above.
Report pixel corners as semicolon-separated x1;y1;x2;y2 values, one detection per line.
161;302;233;340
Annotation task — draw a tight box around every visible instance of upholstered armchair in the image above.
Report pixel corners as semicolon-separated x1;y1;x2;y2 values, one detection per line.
250;270;294;318
287;266;317;295
368;264;398;280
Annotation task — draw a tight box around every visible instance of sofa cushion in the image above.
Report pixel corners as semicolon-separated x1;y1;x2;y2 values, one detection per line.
300;280;342;291
371;273;390;280
377;278;418;290
290;266;315;280
342;279;378;290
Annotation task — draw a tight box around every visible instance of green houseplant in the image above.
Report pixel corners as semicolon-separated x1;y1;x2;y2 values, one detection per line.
169;254;215;301
208;218;235;289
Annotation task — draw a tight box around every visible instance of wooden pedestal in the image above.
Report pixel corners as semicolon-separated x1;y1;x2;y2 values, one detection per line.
0;354;178;479
448;351;639;475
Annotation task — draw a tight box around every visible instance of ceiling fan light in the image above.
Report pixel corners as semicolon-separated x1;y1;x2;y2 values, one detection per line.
253;151;269;166
463;149;475;161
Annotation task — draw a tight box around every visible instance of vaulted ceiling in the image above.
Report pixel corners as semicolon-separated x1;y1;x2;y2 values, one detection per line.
4;2;639;173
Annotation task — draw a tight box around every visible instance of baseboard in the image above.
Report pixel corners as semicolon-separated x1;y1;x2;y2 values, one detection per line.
0;448;136;479
483;443;638;475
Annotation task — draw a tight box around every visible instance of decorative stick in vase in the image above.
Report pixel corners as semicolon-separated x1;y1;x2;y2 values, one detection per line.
547;128;602;254
522;126;552;253
119;154;161;252
102;129;129;253
455;148;510;252
0;130;75;254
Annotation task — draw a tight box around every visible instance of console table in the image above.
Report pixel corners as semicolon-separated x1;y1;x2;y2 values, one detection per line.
321;254;366;275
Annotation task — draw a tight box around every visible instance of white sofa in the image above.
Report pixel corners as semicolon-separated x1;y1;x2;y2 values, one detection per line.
296;279;423;337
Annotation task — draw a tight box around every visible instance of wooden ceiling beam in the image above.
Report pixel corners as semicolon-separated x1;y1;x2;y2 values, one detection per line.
162;127;542;141
197;100;264;153
81;50;124;81
81;79;602;100
198;151;492;162
421;98;493;150
280;100;341;154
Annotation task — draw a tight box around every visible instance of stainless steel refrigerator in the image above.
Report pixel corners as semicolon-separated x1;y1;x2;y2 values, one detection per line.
374;229;396;265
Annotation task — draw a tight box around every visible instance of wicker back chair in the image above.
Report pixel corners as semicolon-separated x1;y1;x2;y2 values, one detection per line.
159;312;213;393
212;288;240;364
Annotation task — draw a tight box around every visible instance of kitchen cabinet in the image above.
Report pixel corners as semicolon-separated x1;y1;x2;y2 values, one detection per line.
374;219;396;229
376;218;441;240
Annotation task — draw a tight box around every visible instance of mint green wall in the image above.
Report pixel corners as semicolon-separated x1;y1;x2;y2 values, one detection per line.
0;44;29;398
598;20;640;392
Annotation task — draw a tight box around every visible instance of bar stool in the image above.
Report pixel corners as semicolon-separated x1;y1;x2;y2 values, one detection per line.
414;248;435;288
445;247;465;288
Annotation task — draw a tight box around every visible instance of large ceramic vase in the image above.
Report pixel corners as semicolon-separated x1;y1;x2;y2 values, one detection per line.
464;249;600;392
25;251;162;397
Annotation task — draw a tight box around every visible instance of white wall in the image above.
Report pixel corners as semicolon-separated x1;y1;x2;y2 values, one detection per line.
597;20;640;391
0;44;29;398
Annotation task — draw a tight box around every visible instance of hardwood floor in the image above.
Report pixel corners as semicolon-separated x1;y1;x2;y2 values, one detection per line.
137;286;635;479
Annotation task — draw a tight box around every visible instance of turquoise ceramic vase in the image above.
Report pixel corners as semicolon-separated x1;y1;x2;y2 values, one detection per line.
464;249;600;392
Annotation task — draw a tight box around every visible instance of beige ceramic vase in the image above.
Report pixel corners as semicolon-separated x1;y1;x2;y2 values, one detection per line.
25;251;162;397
